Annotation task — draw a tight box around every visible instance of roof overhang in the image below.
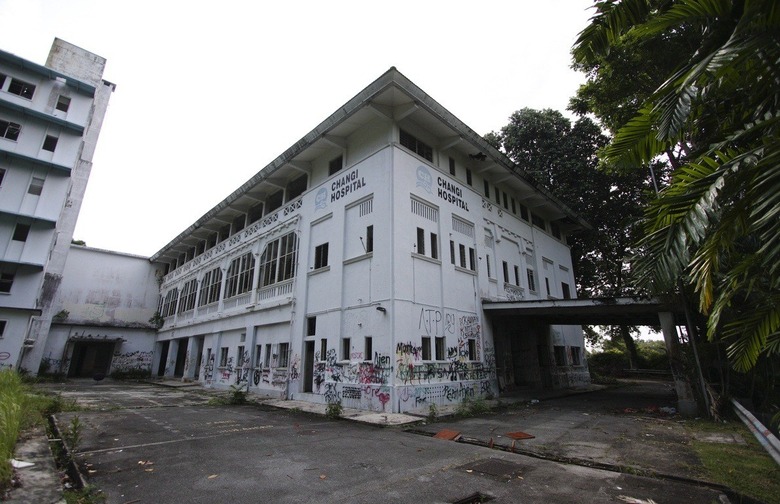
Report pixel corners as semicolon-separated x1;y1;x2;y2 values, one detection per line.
483;296;688;326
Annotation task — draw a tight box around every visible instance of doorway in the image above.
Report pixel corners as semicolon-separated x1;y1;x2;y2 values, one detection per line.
303;341;315;393
68;342;115;378
157;341;170;377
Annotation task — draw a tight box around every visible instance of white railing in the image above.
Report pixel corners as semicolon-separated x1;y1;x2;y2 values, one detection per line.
258;279;294;301
223;292;251;310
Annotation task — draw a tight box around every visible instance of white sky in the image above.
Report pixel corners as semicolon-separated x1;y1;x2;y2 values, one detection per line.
0;0;595;257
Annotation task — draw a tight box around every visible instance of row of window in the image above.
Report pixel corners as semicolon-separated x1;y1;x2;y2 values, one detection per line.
160;233;298;316
211;342;290;369
165;175;307;274
0;117;60;152
0;72;72;113
0;169;46;196
400;129;564;242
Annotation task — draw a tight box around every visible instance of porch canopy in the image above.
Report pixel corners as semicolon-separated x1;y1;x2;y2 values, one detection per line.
482;296;687;326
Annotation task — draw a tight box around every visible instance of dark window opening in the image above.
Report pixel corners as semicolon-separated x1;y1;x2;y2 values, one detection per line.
8;78;35;99
307;316;317;336
12;223;30;242
56;95;71;112
286;173;308;202
314;243;329;269
329;155;343;176
266;190;283;214
42;135;58;152
422;337;431;361
399;129;433;162
449;157;456;175
0;119;21;141
365;225;374;253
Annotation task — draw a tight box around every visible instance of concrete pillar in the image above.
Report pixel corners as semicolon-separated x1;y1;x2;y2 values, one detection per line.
183;337;200;381
659;312;699;416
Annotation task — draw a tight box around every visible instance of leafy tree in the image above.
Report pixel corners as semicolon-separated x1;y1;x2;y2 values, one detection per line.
572;0;780;373
487;109;650;365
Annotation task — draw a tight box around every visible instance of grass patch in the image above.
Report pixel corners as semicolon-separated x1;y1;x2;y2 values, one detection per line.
456;397;491;417
686;420;780;504
0;369;84;497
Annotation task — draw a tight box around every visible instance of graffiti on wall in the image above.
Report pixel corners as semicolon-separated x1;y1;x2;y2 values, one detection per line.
111;350;154;372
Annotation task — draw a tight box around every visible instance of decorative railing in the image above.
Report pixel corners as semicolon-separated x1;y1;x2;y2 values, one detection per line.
258;279;294;301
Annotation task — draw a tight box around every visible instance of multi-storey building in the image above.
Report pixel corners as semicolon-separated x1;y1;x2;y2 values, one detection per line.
149;68;590;413
0;39;115;371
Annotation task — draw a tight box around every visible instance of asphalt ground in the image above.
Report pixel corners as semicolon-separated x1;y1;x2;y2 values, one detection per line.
27;380;738;504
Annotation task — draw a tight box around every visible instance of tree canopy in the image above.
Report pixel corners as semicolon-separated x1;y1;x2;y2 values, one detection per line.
572;0;780;372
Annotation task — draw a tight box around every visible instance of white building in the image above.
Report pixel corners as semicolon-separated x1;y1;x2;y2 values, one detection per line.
38;245;160;378
149;68;590;413
0;39;115;372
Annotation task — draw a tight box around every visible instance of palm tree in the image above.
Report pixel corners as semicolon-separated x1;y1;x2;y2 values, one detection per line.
572;0;780;372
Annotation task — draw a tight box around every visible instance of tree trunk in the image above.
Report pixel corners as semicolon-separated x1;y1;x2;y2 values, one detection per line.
620;325;640;369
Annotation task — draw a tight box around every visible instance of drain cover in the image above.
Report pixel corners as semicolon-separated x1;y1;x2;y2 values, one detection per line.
458;458;530;482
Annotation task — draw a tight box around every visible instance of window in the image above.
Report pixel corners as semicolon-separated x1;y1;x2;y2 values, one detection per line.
399;129;433;162
430;232;438;260
468;339;477;361
483;180;490;198
56;95;71;112
520;204;529;221
286;174;307;201
571;346;582;366
449;157;455;175
8;78;35;99
466;169;472;186
198;267;222;306
237;346;245;366
178;279;196;313
12;223;30;242
531;213;546;230
435;336;445;361
42;135;58;152
232;214;245;234
259;231;298;287
225;252;255;298
248;203;264;224
450;241;456;265
264;344;272;368
457;244;467;268
495;187;500;205
551;223;561;240
0;119;21;141
364;337;372;360
0;320;6;338
511;198;516;214
27;177;44;196
486;254;492;278
503;192;508;209
0;272;14;293
469;248;476;271
0;74;5;88
218;224;230;243
266;190;283;213
161;288;178;317
502;261;509;283
219;347;229;367
527;268;537;292
554;346;567;366
278;343;289;367
416;227;425;255
320;338;327;360
0;168;5;186
329;155;343;176
421;337;431;361
342;338;351;360
365;225;373;253
514;266;520;286
545;277;551;297
255;345;263;367
307;316;317;336
314;243;329;269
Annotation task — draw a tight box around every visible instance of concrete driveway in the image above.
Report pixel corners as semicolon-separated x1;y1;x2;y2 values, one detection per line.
45;380;732;504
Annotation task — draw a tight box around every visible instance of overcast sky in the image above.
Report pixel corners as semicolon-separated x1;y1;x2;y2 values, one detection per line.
0;0;595;257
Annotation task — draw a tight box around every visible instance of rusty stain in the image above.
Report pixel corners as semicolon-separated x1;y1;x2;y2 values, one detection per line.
506;431;534;440
433;429;461;441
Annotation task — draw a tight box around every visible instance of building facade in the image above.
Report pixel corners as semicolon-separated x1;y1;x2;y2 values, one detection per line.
0;39;115;371
150;68;590;413
38;245;160;378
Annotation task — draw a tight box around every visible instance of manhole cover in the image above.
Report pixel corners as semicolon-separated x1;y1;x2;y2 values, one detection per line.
458;458;530;482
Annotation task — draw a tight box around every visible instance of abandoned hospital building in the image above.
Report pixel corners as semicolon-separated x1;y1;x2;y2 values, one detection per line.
2;39;600;415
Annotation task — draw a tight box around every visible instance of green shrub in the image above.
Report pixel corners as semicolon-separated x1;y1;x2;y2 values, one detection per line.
325;401;343;419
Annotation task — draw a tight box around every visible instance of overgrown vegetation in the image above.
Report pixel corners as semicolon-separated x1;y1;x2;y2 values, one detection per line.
456;397;491;417
209;384;248;405
686;420;780;504
325;401;343;419
0;369;82;499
